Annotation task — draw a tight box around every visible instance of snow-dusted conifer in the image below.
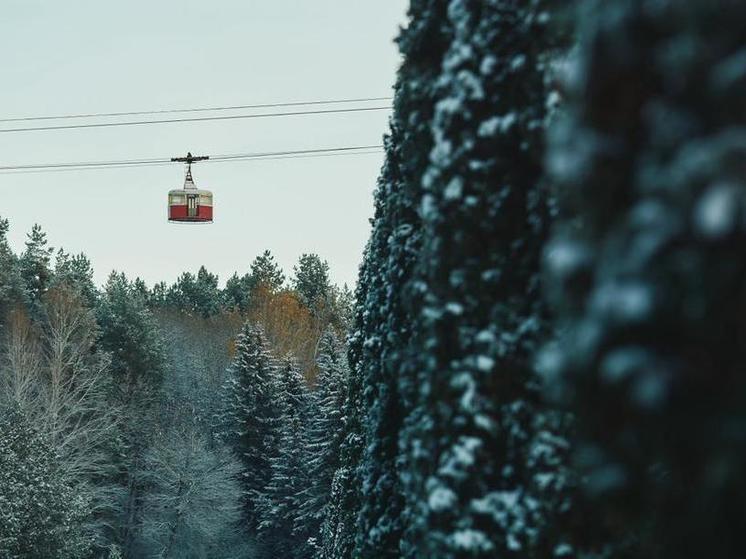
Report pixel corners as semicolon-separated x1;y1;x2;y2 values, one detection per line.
544;1;746;556
0;407;90;558
96;271;166;553
219;322;279;530
398;1;569;557
257;356;311;558
350;3;453;557
317;272;369;559
301;329;349;550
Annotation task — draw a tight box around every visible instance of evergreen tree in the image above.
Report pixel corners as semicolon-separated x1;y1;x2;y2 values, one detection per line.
0;406;90;558
149;281;169;308
0;217;26;326
132;277;149;302
400;1;569;557
292;253;331;310
318;269;370;559
218;322;280;531
223;251;286;313
544;1;746;556
353;138;411;559
350;2;452;557
257;357;312;559
52;249;98;307
223;272;251;313
97;272;165;398
96;271;166;554
301;329;350;552
166;266;221;318
19;223;54;306
327;283;355;334
250;250;286;293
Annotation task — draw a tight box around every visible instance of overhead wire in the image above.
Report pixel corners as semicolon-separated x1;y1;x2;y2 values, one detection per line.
0;145;385;174
0;106;391;134
0;96;393;123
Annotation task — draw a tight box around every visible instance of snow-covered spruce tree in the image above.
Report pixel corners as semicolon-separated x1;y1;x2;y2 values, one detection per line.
301;329;350;551
317;262;370;559
218;322;280;532
543;1;746;557
257;357;312;559
96;272;166;555
0;406;90;558
351;2;452;558
352;132;409;559
399;1;569;557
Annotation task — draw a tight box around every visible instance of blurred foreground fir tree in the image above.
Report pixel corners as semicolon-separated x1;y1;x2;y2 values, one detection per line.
544;0;746;556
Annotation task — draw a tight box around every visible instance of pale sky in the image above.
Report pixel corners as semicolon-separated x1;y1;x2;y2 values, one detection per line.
1;1;408;289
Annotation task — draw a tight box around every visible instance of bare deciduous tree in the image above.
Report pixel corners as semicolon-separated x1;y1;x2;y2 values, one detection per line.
140;427;246;558
1;286;120;547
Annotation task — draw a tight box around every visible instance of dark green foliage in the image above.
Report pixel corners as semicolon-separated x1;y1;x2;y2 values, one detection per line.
399;1;569;557
0;407;90;558
222;250;286;312
345;3;453;557
292;253;331;310
52;249;98;306
257;357;312;559
250;249;286;292
327;283;355;333
97;272;165;396
166;266;222;318
0;217;26;326
149;281;169;307
19;224;53;308
218;322;280;530
301;330;349;551
223;272;251;312
353;136;412;559
544;1;746;556
318;269;371;559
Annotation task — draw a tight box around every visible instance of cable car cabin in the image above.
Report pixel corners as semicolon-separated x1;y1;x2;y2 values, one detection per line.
168;189;213;223
168;170;213;224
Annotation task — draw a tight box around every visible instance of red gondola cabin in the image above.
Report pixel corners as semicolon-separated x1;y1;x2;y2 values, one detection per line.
168;163;213;224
